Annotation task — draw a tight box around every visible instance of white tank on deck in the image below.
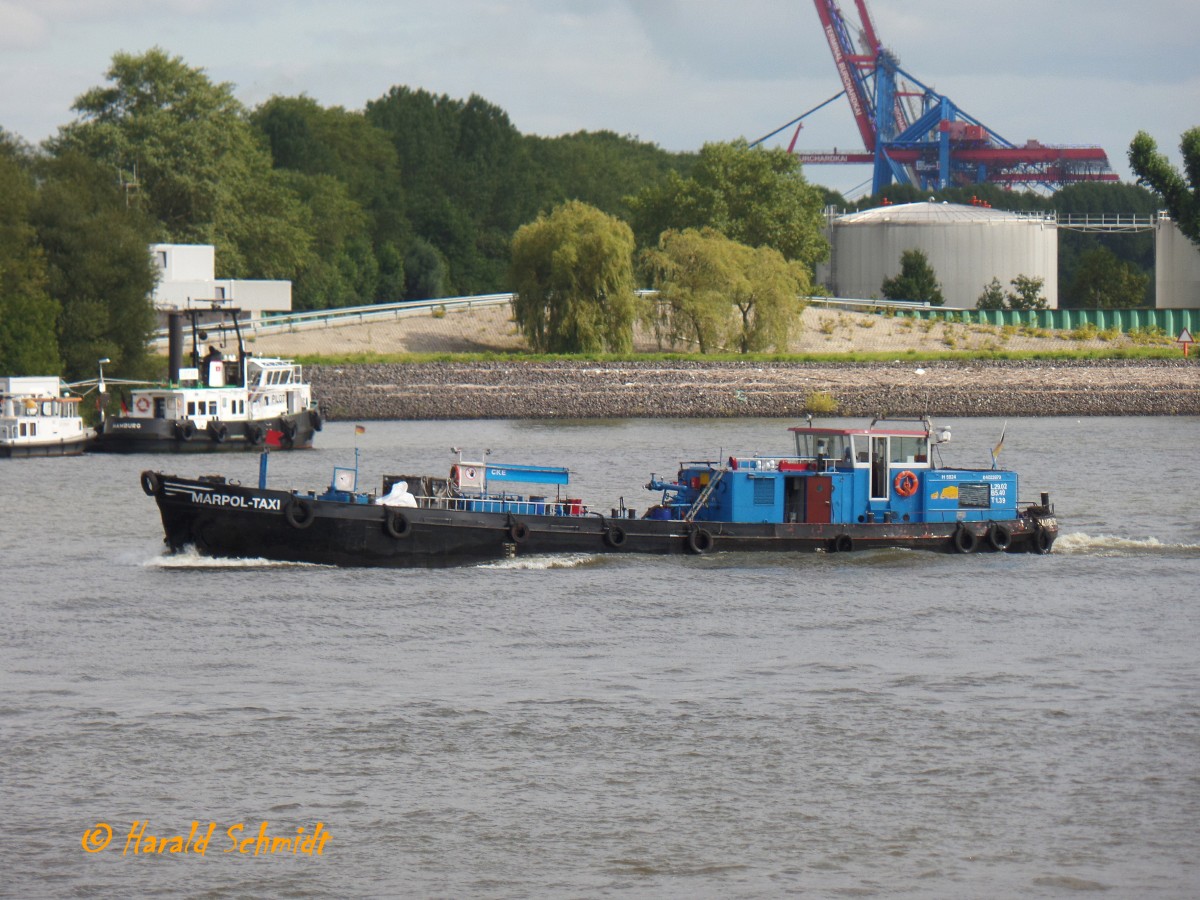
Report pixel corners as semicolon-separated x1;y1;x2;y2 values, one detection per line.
820;200;1059;309
1155;215;1200;308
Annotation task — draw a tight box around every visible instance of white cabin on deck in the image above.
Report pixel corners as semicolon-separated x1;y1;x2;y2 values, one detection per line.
0;377;91;456
127;357;312;428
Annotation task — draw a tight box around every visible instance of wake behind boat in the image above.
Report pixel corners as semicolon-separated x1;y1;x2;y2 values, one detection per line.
142;417;1058;566
90;306;321;454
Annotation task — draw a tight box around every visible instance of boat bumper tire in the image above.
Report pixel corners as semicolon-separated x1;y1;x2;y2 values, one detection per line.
604;524;627;548
687;528;714;555
987;523;1012;551
509;521;530;543
1033;525;1053;554
285;498;315;529
953;525;977;554
140;470;162;497
384;510;411;539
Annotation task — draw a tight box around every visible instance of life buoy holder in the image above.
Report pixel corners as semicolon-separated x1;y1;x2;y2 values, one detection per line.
686;528;714;555
140;470;162;497
134;396;151;414
285;498;315;529
384;509;411;539
509;521;530;543
953;525;977;554
987;523;1012;551
894;470;918;498
604;524;626;548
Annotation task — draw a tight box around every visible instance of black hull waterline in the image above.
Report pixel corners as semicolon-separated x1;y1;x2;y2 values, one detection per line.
1;437;89;459
93;411;320;454
147;474;1058;567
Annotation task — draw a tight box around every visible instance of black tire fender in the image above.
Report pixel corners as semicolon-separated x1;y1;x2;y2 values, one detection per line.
384;509;411;539
509;521;530;543
953;525;977;554
140;470;162;497
177;420;196;441
247;424;265;445
208;422;228;443
1033;526;1053;554
987;523;1012;551
311;409;323;432
687;528;714;555
604;524;626;548
832;534;853;553
284;497;315;529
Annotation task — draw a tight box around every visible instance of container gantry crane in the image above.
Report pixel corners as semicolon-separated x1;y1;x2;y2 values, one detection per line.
788;0;1117;194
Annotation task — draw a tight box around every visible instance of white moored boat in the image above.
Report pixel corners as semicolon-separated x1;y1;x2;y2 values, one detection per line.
0;377;93;458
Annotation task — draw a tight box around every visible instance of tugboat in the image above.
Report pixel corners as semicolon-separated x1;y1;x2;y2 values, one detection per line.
141;417;1058;566
91;306;321;454
0;376;93;458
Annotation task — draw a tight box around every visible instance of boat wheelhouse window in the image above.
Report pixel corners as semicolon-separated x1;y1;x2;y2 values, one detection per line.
208;401;218;416
870;436;889;499
890;436;929;465
852;435;869;463
794;432;849;461
187;401;196;415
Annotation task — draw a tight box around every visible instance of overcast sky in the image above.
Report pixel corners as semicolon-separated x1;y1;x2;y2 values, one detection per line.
1;0;1196;198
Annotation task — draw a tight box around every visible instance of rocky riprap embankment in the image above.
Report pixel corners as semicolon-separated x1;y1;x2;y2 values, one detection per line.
309;359;1200;420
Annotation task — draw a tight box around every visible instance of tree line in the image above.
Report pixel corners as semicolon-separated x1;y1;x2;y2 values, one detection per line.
1;47;1196;376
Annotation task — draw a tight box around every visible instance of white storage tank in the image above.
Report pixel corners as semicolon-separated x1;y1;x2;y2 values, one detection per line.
820;201;1059;309
1155;214;1200;309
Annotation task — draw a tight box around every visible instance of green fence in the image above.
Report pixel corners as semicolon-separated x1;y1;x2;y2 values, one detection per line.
898;307;1200;335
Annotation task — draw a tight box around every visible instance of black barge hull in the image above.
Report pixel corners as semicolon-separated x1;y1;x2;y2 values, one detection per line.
145;473;1058;567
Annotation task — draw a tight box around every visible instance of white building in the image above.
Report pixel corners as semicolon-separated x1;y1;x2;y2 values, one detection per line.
151;244;291;323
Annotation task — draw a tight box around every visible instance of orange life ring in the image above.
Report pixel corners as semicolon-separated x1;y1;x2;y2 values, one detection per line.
135;396;151;413
894;470;918;498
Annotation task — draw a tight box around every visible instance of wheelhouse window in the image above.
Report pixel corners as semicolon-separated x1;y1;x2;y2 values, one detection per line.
890;436;929;465
794;432;849;462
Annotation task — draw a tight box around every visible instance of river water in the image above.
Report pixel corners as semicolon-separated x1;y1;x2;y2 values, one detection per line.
3;417;1198;898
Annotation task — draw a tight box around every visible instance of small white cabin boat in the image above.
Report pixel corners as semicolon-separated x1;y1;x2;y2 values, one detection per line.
0;377;93;458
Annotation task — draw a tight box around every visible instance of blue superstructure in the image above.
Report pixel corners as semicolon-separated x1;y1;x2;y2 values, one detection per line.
647;418;1020;527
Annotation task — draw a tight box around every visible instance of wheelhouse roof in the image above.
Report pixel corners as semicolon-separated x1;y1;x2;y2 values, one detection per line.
788;425;931;438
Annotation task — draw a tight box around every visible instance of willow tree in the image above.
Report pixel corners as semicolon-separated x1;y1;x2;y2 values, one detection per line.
510;201;639;353
642;228;808;354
